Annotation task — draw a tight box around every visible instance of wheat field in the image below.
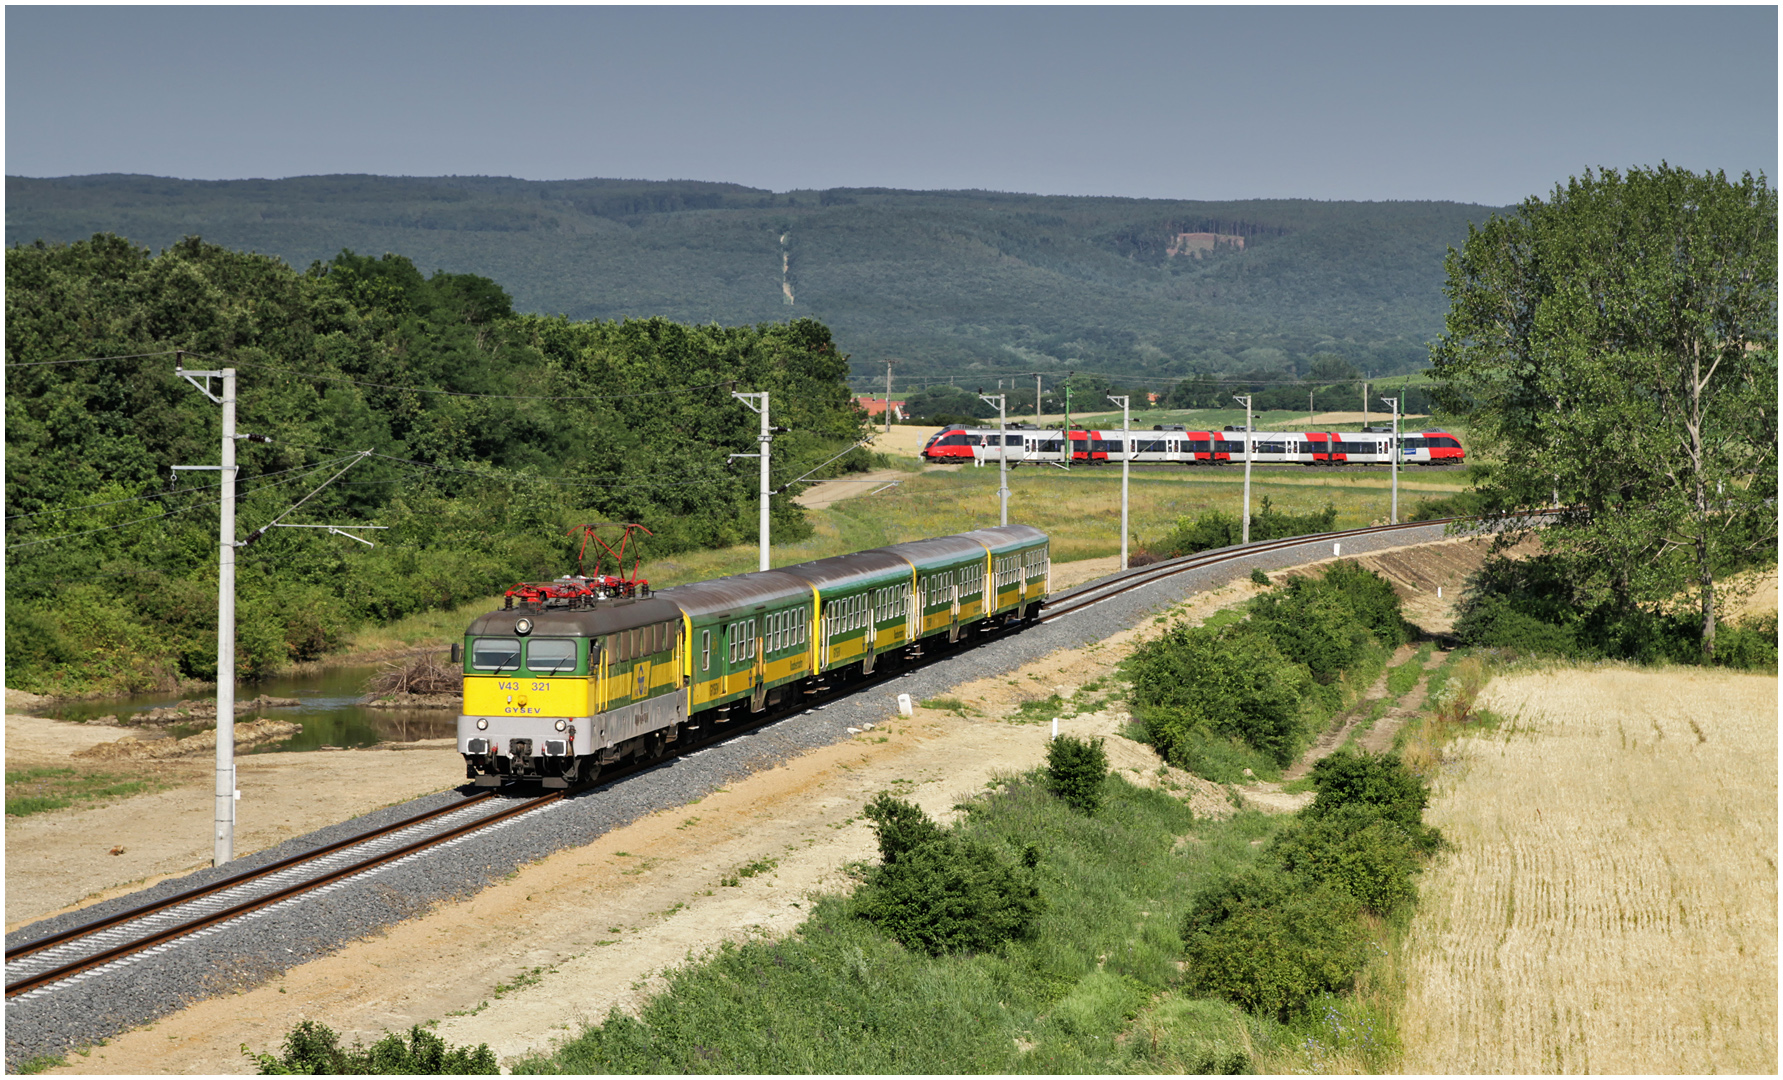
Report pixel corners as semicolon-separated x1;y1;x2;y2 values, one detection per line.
1399;667;1778;1073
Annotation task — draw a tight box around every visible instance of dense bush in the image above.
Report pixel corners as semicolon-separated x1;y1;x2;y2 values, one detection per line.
1247;579;1377;685
1128;561;1408;774
1126;620;1314;768
862;792;946;864
1149;497;1339;558
249;1021;496;1074
1303;749;1439;852
1268;804;1422;915
1046;734;1108;814
854;796;1044;956
1454;554;1777;671
1180;870;1372;1021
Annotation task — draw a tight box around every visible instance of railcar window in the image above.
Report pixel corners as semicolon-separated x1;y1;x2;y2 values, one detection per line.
526;638;578;673
471;638;522;671
1255;442;1286;454
702;630;711;671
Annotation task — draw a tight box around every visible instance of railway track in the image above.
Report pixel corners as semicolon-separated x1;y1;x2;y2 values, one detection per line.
6;515;1484;1005
4;791;556;999
1039;516;1462;623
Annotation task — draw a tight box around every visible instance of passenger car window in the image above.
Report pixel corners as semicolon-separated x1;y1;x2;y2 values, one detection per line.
471;638;521;671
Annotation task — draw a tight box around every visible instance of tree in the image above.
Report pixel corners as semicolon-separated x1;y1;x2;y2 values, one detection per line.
1431;165;1777;659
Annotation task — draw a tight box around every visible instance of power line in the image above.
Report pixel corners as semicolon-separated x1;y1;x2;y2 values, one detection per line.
6;455;350;521
5;455;361;551
4;349;187;369
232;358;740;402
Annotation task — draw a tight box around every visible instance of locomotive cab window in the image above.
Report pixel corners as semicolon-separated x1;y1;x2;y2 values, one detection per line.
702;630;711;671
471;638;522;671
526;638;578;673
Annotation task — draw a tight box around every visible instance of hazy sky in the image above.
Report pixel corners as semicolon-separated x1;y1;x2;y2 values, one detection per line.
6;6;1775;205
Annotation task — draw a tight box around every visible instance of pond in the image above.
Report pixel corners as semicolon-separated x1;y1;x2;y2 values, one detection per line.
47;665;459;753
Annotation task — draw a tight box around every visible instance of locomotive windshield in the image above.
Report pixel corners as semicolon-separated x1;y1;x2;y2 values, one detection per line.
471;637;521;670
526;638;579;672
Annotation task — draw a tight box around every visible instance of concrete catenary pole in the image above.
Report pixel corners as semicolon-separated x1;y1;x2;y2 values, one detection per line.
1381;394;1400;524
979;390;1009;526
175;359;239;865
1232;393;1253;545
884;360;894;435
1108;394;1130;570
732;392;772;571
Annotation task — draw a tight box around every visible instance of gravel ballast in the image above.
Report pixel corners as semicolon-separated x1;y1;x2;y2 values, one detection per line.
4;524;1453;1069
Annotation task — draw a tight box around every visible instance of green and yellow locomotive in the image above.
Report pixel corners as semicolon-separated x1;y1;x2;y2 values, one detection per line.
458;525;1049;786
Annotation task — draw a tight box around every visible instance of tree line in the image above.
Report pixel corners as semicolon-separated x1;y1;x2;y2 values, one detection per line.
5;235;872;694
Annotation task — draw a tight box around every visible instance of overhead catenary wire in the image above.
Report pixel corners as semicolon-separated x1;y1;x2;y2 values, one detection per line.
4;349;188;369
4;454;365;551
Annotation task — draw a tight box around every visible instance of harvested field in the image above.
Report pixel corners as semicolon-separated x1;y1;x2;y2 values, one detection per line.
1400;667;1778;1073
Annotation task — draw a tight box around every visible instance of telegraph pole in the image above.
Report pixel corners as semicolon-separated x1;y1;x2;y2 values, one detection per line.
1108;394;1130;570
1232;393;1253;544
978;389;1010;526
732;392;773;571
1381;394;1400;524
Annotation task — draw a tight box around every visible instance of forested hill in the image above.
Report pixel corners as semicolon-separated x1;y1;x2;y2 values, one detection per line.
7;174;1504;386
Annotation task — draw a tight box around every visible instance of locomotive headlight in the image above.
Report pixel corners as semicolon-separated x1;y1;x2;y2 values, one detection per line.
476;718;488;730
555;719;567;732
515;617;534;635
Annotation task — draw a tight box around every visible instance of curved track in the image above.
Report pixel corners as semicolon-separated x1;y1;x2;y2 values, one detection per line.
1040;517;1465;623
6;514;1491;1006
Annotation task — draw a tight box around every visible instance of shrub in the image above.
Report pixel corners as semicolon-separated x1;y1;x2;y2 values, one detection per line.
1181;870;1371;1021
1150;498;1340;559
1303;750;1439;852
1268;804;1422;915
1126;620;1314;768
1715;612;1779;672
852;835;1045;956
1250;567;1271;586
1047;734;1108;814
1315;561;1411;650
248;1020;497;1074
862;792;945;864
1247;579;1375;684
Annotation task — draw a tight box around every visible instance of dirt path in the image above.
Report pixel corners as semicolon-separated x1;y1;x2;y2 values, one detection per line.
791;469;913;510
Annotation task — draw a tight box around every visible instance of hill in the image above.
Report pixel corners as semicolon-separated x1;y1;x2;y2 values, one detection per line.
6;174;1504;388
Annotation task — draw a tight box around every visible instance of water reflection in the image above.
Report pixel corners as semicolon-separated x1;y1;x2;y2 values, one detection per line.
47;665;458;753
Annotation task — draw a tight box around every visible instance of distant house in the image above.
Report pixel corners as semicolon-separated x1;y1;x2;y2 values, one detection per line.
855;395;906;421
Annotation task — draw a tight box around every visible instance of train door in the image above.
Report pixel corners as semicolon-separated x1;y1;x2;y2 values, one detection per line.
863;590;879;674
750;618;767;711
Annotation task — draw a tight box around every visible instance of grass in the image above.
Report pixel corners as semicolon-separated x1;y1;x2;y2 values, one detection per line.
511;772;1302;1074
637;465;1469;585
4;766;171;818
1397;665;1778;1072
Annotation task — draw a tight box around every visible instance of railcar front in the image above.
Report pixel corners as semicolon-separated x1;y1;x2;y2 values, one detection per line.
459;597;686;787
